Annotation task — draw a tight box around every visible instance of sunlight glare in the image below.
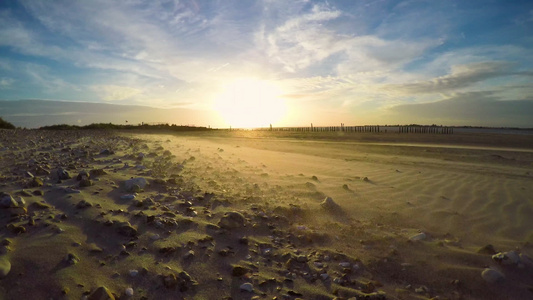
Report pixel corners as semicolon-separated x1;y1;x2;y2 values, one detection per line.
213;78;287;128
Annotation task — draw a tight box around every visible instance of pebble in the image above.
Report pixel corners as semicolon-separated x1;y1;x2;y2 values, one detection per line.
64;188;81;194
339;262;351;268
218;211;245;229
129;270;139;277
65;253;80;265
240;282;254;292
477;244;497;255
492;251;521;265
125;287;134;297
120;194;136;200
481;268;505;283
409;232;427;241
0;256;11;278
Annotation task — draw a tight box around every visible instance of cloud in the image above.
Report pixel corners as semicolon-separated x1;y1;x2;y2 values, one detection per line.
91;85;143;101
386;61;532;94
389;91;533;127
0;77;14;89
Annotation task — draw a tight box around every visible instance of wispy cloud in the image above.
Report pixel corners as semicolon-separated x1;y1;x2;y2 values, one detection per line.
0;77;14;89
387;61;520;94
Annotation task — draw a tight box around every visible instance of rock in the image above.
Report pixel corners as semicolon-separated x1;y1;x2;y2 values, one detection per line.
120;194;136;200
163;273;178;288
31;202;52;209
88;286;115;300
218;211;246;229
124;178;147;192
76;170;90;181
88;243;104;253
177;271;196;292
90;169;108;177
240;282;254;292
0;193;18;208
29;177;43;187
320;197;341;211
76;200;92;209
64;187;81;194
296;255;308;263
34;166;50;176
19;189;33;197
65;253;80;265
56;168;71;180
232;265;249;277
100;149;114;155
481;268;505;283
79;178;93;187
339;262;351;268
32;190;44;196
129;270;139;277
409;232;427;241
0;256;11;278
8;207;27;216
478;244;497;255
117;222;138;237
14;197;26;207
7;224;26;234
183;250;195;260
125;287;133;297
492;251;521;265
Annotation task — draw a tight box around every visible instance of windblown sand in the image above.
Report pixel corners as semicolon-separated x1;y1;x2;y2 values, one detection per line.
0;129;532;300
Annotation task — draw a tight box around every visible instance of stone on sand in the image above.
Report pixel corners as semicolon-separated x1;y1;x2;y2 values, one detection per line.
79;178;93;187
218;211;246;229
478;244;497;255
232;265;249;277
117;222;138;237
76;170;90;181
88;286;115;300
0;193;18;208
0;256;11;278
240;282;254;292
409;232;427;241
56;168;71;180
29;177;43;187
492;251;521;265
481;268;505;283
320;197;341;211
124;178;147;192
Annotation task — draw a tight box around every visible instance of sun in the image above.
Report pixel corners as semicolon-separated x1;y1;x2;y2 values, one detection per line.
213;78;287;128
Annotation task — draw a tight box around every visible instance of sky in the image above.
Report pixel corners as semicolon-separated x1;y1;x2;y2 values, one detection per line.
0;0;532;128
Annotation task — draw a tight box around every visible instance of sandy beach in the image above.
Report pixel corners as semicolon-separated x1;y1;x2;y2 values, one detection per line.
0;129;532;300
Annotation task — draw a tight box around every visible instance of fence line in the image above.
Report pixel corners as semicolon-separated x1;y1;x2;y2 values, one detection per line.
250;125;453;134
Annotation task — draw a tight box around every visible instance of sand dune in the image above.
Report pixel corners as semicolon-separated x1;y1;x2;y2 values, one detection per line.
0;129;532;299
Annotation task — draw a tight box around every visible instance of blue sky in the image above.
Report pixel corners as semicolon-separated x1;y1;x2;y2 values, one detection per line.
0;0;532;127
